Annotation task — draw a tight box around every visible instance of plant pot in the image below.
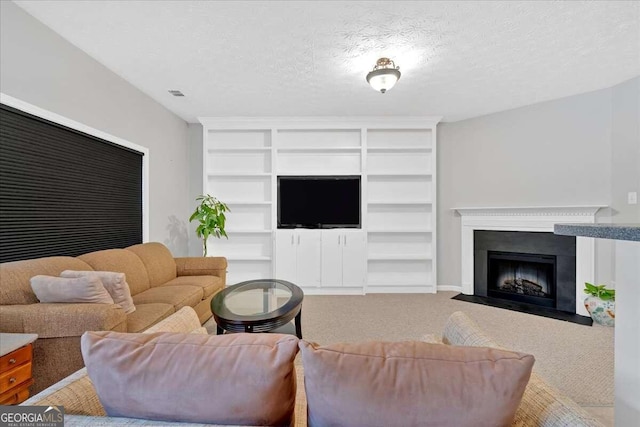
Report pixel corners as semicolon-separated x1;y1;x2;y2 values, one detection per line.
584;295;615;327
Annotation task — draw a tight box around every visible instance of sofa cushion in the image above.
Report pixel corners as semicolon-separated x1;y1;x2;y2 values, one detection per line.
132;286;203;311
0;257;94;305
81;331;299;426
126;243;177;286
30;275;114;305
143;307;205;334
299;340;535;427
158;275;223;298
79;249;150;295
61;270;135;314
126;303;175;333
175;257;228;276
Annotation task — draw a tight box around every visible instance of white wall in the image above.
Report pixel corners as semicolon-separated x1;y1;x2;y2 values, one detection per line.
609;79;640;401
437;84;629;288
0;1;190;255
187;123;204;256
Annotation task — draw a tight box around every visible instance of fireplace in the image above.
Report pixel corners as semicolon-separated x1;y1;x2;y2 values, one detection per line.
454;206;603;324
487;251;556;308
453;229;592;325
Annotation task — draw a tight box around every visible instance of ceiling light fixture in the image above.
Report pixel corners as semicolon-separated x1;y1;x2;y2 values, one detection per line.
366;58;401;93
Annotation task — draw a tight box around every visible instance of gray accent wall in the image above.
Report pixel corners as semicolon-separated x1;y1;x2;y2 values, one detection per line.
438;76;640;289
0;1;190;255
611;77;640;224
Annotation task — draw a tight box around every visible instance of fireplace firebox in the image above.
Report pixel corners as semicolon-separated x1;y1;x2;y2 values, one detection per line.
487;251;556;308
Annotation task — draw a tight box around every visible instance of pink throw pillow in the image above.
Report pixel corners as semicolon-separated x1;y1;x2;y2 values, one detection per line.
299;340;534;427
82;331;299;426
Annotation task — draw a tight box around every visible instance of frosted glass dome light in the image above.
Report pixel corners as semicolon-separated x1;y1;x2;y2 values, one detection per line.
366;58;401;93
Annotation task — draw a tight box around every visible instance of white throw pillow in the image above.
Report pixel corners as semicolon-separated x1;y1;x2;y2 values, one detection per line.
61;270;136;314
30;275;114;304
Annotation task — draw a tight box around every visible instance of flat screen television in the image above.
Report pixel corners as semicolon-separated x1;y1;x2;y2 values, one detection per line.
278;176;361;229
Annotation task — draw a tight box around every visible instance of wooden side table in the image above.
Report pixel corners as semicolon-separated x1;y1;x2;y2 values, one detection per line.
0;333;38;405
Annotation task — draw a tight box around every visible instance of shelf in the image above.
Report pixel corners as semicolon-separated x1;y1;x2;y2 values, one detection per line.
368;254;432;261
368;228;432;233
224;201;272;205
367;280;430;287
367;147;432;152
368;173;431;177
225;256;272;261
368;200;432;205
207;173;271;177
225;229;273;234
203;123;437;294
277;146;361;152
208;147;272;152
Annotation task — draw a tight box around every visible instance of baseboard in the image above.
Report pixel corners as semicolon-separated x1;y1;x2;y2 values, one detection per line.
437;285;463;292
366;286;435;294
302;287;365;295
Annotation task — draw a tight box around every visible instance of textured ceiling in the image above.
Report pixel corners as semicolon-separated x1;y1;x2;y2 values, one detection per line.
14;1;640;122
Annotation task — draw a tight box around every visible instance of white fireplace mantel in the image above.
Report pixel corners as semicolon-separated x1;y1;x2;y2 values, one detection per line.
453;205;607;316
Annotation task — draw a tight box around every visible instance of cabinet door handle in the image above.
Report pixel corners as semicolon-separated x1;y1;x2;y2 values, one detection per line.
9;377;16;383
291;235;294;245
9;358;16;364
344;235;347;245
338;235;340;244
297;235;300;245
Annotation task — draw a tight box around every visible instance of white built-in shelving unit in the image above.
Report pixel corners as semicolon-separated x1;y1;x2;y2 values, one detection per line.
200;118;441;294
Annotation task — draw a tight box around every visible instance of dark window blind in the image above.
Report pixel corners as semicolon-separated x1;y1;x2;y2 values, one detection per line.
0;104;143;263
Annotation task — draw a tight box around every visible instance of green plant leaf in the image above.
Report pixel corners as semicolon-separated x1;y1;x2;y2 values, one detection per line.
189;194;231;254
583;282;615;300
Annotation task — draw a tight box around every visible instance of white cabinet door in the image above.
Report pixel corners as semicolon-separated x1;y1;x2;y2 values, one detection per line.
341;231;366;287
321;230;343;287
275;230;297;283
295;230;322;287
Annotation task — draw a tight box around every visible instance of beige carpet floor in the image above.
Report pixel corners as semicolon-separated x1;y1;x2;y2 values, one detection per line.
206;292;615;424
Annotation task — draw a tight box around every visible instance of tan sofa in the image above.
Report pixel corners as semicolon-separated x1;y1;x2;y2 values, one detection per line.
24;309;603;427
0;242;227;394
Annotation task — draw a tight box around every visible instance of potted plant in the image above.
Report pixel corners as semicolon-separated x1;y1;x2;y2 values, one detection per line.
583;282;615;327
189;194;230;256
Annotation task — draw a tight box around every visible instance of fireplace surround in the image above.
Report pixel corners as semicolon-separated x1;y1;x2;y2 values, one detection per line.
472;230;577;318
453;205;605;320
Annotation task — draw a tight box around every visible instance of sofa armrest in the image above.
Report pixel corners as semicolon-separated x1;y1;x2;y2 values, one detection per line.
441;312;604;427
23;368;106;416
442;311;503;348
174;257;227;282
0;303;126;339
514;374;605;427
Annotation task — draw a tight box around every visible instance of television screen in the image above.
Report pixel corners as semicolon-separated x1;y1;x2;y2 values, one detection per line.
278;176;361;228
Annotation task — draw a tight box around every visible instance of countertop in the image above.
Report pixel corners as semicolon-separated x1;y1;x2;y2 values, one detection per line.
554;223;640;242
0;333;38;357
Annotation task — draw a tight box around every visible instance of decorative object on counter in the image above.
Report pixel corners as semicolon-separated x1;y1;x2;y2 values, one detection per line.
189;194;230;256
583;282;615;327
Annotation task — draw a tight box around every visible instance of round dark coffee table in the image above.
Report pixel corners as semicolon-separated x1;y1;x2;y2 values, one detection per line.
211;279;304;338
